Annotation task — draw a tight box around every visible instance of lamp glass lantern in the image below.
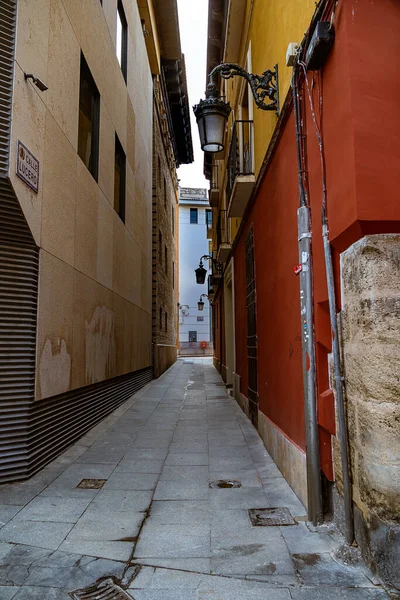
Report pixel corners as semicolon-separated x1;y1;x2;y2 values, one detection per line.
193;84;231;153
195;262;207;285
198;300;205;311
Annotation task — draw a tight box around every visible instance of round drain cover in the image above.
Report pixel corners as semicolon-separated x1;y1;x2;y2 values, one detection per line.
209;480;242;489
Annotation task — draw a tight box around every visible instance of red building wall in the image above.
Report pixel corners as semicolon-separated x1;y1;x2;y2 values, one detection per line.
232;0;400;477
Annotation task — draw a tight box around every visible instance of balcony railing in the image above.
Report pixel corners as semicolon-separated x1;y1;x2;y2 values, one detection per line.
226;120;255;217
209;163;219;207
217;210;228;248
216;210;231;263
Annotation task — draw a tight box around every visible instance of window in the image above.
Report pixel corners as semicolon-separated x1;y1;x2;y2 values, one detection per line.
164;246;168;274
197;316;204;322
189;331;197;342
190;208;198;224
116;0;128;82
206;209;212;227
114;134;126;222
171;204;175;236
172;261;175;289
78;54;100;180
165;311;168;332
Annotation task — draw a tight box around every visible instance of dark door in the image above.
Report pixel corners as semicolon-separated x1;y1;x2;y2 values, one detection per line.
245;227;258;427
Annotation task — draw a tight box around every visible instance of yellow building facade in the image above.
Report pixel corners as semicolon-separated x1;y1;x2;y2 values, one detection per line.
208;0;316;253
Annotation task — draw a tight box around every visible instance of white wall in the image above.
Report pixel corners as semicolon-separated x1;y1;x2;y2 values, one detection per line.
178;202;211;343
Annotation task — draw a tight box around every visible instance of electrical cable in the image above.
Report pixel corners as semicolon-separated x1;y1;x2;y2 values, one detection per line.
299;56;355;545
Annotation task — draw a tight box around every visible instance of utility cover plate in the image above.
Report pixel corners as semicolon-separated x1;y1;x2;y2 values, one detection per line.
77;478;107;489
70;578;132;599
249;507;295;526
209;480;242;489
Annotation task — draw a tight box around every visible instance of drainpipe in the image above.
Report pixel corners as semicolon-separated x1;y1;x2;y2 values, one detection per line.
292;67;323;525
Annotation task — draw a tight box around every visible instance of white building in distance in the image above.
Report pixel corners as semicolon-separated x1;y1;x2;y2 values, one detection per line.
178;188;212;354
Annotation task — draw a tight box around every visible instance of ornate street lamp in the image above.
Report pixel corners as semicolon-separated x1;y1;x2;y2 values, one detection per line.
195;260;207;285
198;294;212;311
193;63;279;153
195;255;222;285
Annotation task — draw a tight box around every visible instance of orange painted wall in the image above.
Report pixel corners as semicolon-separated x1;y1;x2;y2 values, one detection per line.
232;0;400;473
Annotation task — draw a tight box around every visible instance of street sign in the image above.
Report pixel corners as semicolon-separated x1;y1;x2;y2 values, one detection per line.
16;141;39;193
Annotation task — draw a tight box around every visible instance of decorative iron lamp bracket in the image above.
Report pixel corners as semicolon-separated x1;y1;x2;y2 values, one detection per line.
208;62;279;115
200;255;222;276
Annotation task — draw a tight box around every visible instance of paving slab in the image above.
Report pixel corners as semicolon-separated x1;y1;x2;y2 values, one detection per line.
160;467;209;481
12;496;92;523
134;524;211;558
0;520;73;550
0;587;19;599
84;489;151;514
154;480;209;501
165;453;208;466
11;586;71;599
103;471;159;491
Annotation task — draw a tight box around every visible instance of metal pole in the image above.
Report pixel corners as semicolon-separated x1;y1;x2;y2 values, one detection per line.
322;226;354;543
292;67;323;525
297;207;323;525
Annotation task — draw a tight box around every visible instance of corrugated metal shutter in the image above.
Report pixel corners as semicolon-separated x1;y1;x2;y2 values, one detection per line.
0;242;39;480
0;0;16;177
0;366;153;483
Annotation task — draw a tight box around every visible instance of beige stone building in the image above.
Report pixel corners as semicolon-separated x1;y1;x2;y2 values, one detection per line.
0;0;192;482
151;53;192;378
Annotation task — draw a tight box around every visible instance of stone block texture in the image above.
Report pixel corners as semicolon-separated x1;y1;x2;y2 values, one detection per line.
10;0;153;399
335;233;400;588
151;82;179;377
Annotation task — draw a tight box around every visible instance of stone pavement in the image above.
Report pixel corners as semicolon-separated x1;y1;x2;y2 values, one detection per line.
0;358;392;599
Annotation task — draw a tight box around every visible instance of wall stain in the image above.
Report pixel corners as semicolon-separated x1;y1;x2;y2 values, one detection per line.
39;338;71;399
85;306;116;385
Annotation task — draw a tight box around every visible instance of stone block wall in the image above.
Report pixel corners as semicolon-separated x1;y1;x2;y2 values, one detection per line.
11;0;153;399
334;234;400;588
151;85;179;377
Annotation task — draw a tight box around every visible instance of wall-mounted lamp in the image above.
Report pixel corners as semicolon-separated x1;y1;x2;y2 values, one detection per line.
195;255;222;285
178;303;189;316
24;73;48;92
198;294;212;311
193;63;279;153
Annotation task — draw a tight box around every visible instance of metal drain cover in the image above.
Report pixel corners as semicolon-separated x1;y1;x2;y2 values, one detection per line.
249;507;296;526
210;480;242;489
77;478;107;489
70;578;131;599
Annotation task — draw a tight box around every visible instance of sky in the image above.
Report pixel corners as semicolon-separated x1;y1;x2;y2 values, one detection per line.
176;0;209;190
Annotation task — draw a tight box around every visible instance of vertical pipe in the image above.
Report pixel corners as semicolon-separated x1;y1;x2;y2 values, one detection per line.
322;226;354;543
292;71;323;525
299;60;354;543
297;207;323;525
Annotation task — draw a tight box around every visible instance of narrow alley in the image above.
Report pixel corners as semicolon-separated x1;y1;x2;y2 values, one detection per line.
0;359;390;599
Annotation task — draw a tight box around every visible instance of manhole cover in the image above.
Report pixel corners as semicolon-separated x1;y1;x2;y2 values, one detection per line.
77;478;107;489
249;507;296;526
70;578;131;599
210;480;242;489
